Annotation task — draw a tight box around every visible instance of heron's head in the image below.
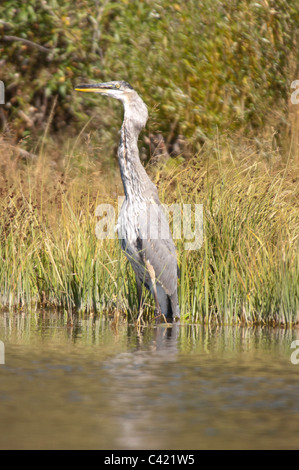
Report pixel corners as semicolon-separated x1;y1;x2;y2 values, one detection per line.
75;80;148;130
75;80;135;101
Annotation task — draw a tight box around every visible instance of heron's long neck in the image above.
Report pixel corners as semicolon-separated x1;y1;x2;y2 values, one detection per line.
118;113;152;202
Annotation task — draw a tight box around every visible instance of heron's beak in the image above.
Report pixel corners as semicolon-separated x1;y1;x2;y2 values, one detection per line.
75;82;117;93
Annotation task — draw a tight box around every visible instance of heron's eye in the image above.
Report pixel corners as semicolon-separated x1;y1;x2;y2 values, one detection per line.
115;83;120;89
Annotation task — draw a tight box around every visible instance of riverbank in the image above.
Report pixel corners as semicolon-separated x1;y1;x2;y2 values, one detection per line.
0;134;297;325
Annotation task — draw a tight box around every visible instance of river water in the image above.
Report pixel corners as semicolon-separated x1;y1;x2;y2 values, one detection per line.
0;312;298;450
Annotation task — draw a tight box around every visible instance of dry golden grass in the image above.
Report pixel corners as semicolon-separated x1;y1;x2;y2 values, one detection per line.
0;127;298;325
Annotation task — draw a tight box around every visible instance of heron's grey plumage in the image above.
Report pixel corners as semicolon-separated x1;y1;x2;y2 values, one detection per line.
75;80;180;321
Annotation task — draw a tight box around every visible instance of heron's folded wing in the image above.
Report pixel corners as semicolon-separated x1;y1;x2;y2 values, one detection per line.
138;202;178;296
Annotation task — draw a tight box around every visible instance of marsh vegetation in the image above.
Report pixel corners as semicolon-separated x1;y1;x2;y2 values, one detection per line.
0;1;298;325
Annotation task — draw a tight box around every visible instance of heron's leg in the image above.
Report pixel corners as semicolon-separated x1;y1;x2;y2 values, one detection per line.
151;282;161;316
135;275;143;320
145;259;162;317
136;277;142;308
153;290;162;318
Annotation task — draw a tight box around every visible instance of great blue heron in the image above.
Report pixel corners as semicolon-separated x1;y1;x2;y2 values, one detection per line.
75;81;180;322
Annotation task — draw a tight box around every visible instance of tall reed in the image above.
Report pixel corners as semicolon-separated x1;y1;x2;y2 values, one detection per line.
0;136;298;325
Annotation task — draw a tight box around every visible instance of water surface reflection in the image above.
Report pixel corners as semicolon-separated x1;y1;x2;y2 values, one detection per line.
0;313;298;449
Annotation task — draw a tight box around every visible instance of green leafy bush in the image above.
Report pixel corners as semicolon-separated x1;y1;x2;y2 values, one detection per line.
0;0;298;149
